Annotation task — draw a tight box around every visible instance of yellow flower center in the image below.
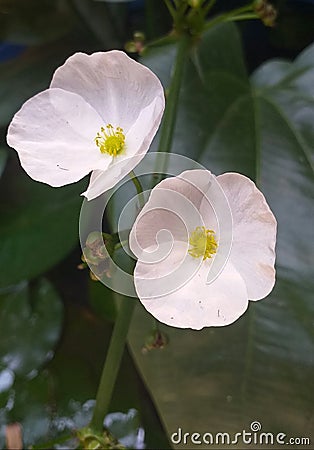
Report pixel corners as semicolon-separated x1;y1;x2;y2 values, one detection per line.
188;226;218;260
95;124;125;156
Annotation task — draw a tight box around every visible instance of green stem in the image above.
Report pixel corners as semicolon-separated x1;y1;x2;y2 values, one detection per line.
205;2;254;29
154;33;190;182
142;33;177;51
225;13;259;22
159;34;189;155
224;2;254;16
203;0;217;16
164;0;176;18
129;170;145;209
114;239;128;251
90;296;136;432
88;156;145;434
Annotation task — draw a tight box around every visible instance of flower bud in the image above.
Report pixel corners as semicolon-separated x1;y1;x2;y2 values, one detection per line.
253;0;277;27
80;231;115;280
188;0;204;8
125;31;146;54
77;427;125;449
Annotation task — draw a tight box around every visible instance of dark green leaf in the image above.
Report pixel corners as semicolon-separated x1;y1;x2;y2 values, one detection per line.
127;25;314;448
0;25;106;127
0;279;63;377
70;0;122;48
0;45;76;127
0;155;86;288
0;0;75;45
0;304;109;449
0;298;169;449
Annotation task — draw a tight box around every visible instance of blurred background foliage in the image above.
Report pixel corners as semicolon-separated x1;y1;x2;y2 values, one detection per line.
0;0;313;449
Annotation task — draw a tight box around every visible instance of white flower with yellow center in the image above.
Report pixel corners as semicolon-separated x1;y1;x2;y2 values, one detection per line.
129;169;277;330
7;51;165;200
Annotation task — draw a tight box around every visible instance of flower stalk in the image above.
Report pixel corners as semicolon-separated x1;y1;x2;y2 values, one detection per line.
90;295;136;432
129;171;145;209
158;34;190;156
154;33;190;181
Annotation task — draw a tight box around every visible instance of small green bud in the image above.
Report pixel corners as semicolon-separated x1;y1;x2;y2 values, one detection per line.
188;0;204;8
125;31;145;54
76;427;125;450
133;31;145;42
253;0;277;27
253;0;264;12
80;232;116;280
124;41;137;53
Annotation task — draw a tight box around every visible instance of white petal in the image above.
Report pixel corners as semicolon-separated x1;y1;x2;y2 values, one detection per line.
129;172;216;257
134;257;248;330
82;95;164;200
129;193;192;262
82;153;144;201
125;95;165;158
217;173;277;300
7;88;112;186
51;51;165;132
154;169;214;210
133;240;203;298
154;170;221;236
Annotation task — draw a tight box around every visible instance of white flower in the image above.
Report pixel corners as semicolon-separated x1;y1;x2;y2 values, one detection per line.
7;51;165;200
129;169;277;330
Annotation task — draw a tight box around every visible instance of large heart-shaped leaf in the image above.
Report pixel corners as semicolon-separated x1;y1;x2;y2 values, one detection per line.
127;24;314;448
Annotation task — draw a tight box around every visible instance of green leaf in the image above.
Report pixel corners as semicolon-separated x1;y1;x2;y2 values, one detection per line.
0;303;108;449
0;23;106;127
127;24;314;447
70;0;122;48
0;279;63;377
0;43;80;127
0;298;169;449
0;155;86;288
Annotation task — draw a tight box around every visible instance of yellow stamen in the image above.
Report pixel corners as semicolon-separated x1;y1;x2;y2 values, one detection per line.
95;124;125;156
188;226;218;260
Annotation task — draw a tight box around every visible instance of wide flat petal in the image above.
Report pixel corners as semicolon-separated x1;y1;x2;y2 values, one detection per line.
82;95;164;200
217;173;277;300
7;88;112;186
129;177;211;256
133;241;203;298
153;170;222;238
82;154;144;200
128;168;230;288
154;169;214;211
134;258;248;330
129;188;201;261
51;51;165;133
